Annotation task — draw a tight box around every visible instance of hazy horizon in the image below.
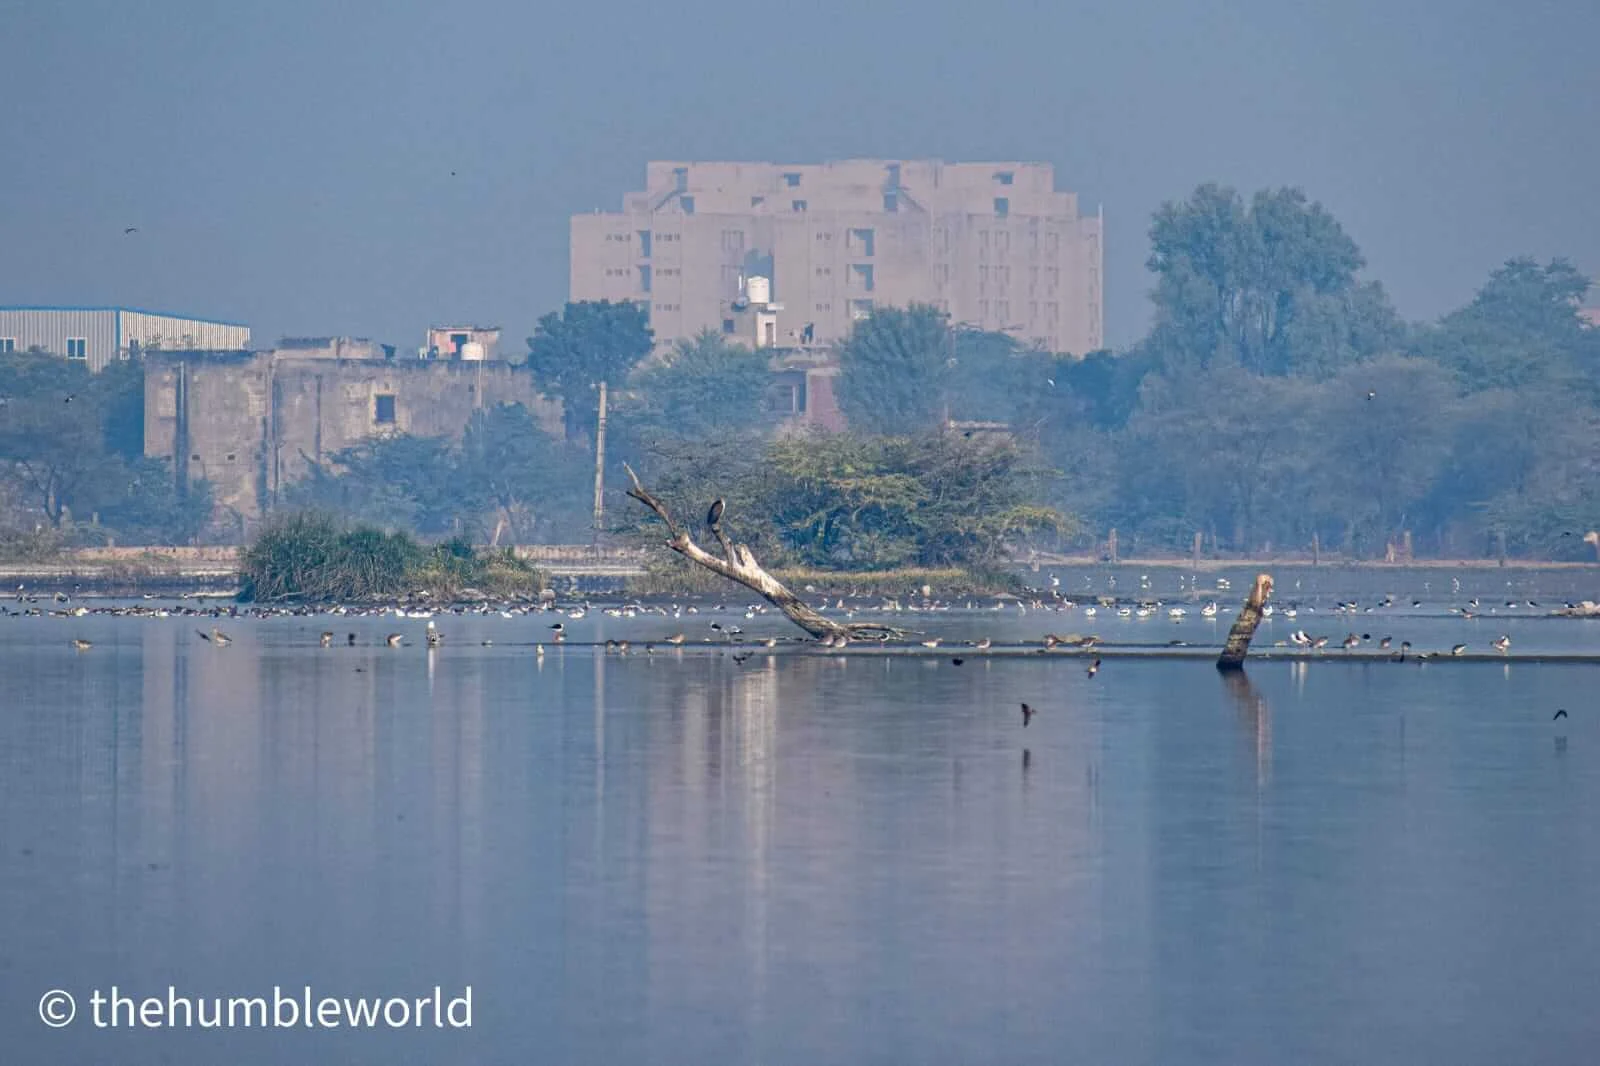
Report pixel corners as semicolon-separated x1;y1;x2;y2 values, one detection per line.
3;0;1596;353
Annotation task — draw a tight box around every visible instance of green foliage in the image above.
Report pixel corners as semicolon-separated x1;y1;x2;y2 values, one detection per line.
1146;184;1400;376
630;430;1068;570
0;352;201;543
619;330;774;441
835;304;953;434
285;403;593;543
239;512;544;602
523;300;654;441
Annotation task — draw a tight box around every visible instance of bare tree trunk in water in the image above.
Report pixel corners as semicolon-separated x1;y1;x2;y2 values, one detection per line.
623;464;903;642
1217;572;1274;671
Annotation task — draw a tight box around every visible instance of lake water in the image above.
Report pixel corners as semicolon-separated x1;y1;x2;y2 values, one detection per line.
3;571;1599;1064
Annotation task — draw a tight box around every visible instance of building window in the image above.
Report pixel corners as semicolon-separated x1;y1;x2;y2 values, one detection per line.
65;338;88;360
0;338;14;353
994;197;1009;217
751;196;764;207
850;299;873;320
996;266;1010;287
791;200;807;212
680;195;695;215
995;170;1014;185
997;300;1010;322
851;264;875;291
723;318;735;334
374;394;396;424
720;229;745;253
883;192;898;212
638;265;652;292
784;171;801;187
848;228;875;256
673;166;688;190
638;230;652;257
450;332;469;356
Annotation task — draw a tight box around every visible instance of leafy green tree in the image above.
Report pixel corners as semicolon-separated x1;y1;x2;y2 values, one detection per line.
1146;184;1399;376
286;435;462;534
835;304;953;434
1412;257;1595;391
523;300;654;441
622;329;774;441
458;403;591;542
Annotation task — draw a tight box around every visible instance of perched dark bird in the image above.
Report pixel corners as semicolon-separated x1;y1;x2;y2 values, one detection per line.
1020;702;1037;727
1554;709;1568;720
1086;658;1101;678
950;657;964;666
707;498;725;529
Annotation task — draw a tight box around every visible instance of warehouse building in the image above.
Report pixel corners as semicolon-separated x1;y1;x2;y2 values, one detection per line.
0;306;250;372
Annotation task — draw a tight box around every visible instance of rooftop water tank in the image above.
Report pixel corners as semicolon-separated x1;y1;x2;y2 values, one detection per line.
460;341;486;361
746;275;771;304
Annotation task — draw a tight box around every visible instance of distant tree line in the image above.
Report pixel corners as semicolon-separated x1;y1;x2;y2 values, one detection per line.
5;182;1594;565
831;186;1600;560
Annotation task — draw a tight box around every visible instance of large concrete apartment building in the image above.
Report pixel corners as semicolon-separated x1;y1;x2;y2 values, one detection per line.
571;160;1104;356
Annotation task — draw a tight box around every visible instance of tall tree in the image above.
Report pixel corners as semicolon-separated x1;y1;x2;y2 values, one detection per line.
1412;257;1595;391
835;304;952;434
623;329;774;441
1146;184;1399;376
458;403;589;543
523;300;654;441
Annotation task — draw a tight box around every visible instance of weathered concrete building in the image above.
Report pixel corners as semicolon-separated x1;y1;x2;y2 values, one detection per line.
144;346;562;531
0;306;250;372
571;159;1104;356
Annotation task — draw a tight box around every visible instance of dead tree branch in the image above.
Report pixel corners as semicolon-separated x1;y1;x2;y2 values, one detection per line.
624;463;904;641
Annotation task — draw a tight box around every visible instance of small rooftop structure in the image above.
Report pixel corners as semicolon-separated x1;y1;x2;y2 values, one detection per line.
425;325;502;361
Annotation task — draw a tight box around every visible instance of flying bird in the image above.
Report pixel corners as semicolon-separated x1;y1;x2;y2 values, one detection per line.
1554;709;1568;720
1020;702;1037;727
123;227;139;235
707;498;725;529
196;628;231;646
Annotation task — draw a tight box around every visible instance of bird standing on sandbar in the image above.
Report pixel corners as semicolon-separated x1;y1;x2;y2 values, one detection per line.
1491;635;1511;653
1450;643;1467;656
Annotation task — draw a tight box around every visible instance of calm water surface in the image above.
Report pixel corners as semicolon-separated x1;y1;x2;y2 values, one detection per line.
3;575;1599;1064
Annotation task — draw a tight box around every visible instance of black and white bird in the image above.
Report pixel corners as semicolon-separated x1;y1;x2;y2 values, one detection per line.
1450;643;1468;656
1491;635;1511;653
1086;658;1101;678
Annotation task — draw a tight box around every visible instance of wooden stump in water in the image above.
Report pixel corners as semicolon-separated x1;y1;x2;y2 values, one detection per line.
1217;573;1274;671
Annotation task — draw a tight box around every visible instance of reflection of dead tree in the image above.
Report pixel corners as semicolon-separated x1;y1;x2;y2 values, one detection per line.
1217;572;1273;671
623;464;904;641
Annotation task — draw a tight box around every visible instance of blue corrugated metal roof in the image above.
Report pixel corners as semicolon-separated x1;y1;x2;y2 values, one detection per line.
0;306;249;328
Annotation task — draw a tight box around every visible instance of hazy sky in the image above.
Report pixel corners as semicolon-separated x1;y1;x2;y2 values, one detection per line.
2;0;1596;352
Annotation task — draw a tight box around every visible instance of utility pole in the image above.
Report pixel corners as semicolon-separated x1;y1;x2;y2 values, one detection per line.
591;380;608;543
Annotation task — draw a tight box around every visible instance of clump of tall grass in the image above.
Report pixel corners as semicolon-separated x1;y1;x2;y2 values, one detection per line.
239;513;544;602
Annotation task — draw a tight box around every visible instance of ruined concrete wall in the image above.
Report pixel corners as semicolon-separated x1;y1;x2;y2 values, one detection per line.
146;352;564;532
